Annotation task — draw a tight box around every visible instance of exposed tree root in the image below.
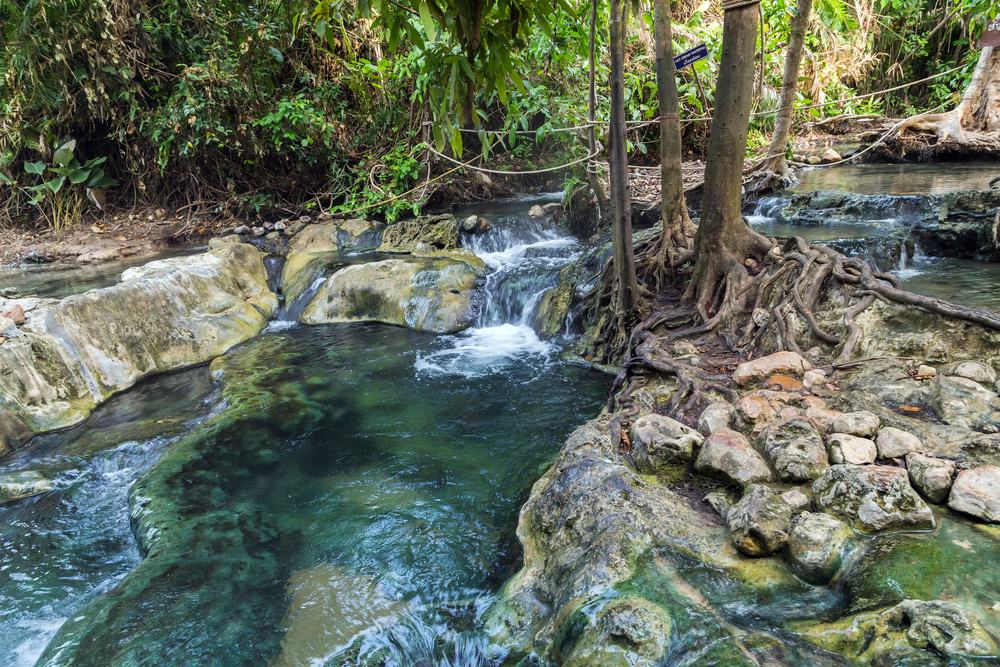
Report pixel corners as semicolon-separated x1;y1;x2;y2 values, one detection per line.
596;232;1000;423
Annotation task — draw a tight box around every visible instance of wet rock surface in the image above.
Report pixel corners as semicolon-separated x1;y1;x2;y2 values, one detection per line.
299;252;485;333
695;428;773;486
0;243;276;456
812;465;935;531
948;465;1000;523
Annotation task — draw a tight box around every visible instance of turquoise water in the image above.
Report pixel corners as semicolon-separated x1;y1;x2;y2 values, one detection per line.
0;324;607;666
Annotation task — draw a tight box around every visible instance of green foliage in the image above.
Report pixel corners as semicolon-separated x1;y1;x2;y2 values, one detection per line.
1;0;994;231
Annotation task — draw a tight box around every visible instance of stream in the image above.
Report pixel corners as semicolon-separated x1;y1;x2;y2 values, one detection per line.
0;200;608;666
0;168;997;664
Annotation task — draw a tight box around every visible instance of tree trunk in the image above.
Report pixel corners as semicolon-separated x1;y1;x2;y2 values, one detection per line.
762;0;812;175
464;0;484;128
587;0;608;210
686;2;771;317
653;0;693;275
898;46;1000;146
609;0;638;315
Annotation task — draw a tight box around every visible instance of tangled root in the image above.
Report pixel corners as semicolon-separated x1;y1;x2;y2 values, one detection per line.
603;233;1000;422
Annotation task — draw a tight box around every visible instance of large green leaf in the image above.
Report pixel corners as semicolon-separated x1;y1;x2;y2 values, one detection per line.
44;175;66;193
23;161;46;175
53;140;77;167
418;2;437;41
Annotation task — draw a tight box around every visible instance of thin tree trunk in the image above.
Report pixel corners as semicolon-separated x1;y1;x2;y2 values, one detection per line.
686;2;770;315
763;0;812;175
609;0;638;314
588;0;608;209
653;0;692;275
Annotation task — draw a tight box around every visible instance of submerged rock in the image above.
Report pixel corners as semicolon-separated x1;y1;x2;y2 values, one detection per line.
629;414;703;472
726;484;795;557
300;253;484;333
695;429;772;486
812;464;935;532
0;244;276;454
0;469;54;504
787;512;851;584
796;599;999;662
948;465;1000;522
559;597;672;667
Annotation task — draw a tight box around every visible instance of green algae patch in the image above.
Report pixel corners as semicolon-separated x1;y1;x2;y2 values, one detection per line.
843;508;1000;638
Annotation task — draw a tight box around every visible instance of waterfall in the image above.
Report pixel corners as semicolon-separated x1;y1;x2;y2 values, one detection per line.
415;202;581;377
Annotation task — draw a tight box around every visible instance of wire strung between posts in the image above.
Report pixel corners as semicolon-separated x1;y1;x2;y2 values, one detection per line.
721;0;761;10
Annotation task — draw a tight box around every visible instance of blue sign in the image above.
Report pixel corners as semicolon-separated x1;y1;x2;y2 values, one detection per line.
673;43;708;70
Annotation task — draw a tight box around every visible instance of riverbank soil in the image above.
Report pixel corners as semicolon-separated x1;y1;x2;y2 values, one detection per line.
0;209;237;265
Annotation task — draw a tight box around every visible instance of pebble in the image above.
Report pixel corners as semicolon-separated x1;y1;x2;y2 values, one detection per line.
251;226;266;237
916;364;937;379
274;221;287;232
234;225;251;235
299;215;313;224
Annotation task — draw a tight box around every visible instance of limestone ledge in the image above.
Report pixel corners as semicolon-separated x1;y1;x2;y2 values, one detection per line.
0;243;276;458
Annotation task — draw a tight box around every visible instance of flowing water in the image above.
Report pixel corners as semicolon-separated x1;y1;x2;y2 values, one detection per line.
0;201;609;666
0;246;205;300
748;163;1000;312
415;195;580;377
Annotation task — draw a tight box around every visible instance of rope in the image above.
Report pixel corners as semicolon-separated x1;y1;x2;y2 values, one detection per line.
427;146;601;175
323;157;476;217
797;100;950;168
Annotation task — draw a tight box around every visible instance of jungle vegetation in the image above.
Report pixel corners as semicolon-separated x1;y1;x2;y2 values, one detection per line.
0;0;996;230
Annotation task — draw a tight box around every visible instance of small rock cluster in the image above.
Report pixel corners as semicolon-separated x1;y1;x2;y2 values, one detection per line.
229;211;332;242
629;350;999;585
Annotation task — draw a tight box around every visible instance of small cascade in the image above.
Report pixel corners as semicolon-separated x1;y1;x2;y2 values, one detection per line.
416;205;581;377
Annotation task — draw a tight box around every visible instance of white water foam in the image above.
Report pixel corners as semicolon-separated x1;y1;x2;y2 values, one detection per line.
415;324;555;378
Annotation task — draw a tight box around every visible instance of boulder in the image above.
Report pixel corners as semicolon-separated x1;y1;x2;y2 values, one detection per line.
2;303;25;325
378;214;459;253
946;361;997;386
0;244;276;453
0;470;54;504
827;433;877;465
875;427;921;459
804;406;842;434
812;465;935;532
948;465;1000;522
760;417;829;481
905;452;955;503
697;401;735;435
830;410;880;438
725;484;795;556
528;204;546;218
821;148;842;163
300;253;484;333
281;219;387;305
694;429;772;486
929;375;1000;432
787;512;851;584
629;414;703;472
733;351;811;386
